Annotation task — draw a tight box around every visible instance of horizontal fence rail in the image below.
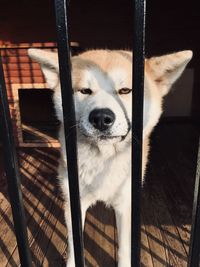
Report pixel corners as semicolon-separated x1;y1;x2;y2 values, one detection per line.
54;0;85;266
0;54;32;267
131;0;146;266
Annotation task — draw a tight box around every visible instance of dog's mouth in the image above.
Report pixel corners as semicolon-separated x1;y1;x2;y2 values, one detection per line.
81;132;122;140
78;123;131;143
80;131;129;143
99;135;121;140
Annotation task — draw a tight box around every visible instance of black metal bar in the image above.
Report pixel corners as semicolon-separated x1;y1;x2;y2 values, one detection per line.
131;0;146;266
188;138;200;267
0;54;32;266
54;1;85;267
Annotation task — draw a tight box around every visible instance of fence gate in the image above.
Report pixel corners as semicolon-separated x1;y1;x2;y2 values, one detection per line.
0;0;199;266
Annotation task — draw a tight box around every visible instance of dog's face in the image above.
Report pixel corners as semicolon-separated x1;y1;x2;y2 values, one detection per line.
72;51;133;144
28;49;192;146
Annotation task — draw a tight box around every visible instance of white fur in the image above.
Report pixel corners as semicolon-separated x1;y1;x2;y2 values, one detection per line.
28;48;192;267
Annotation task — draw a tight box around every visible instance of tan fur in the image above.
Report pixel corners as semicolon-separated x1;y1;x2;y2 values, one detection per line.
28;48;192;267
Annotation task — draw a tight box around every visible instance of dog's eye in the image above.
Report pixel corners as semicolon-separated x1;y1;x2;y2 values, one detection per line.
118;88;132;95
79;88;93;95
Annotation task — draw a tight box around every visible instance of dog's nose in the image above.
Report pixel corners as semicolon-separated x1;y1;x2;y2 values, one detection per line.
89;108;115;131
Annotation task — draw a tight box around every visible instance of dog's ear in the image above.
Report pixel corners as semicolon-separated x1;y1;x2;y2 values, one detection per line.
28;48;59;89
146;50;193;96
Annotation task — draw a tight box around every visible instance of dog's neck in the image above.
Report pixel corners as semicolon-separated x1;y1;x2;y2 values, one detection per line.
74;136;131;188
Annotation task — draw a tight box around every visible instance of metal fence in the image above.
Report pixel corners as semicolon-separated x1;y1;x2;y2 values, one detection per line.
0;0;199;266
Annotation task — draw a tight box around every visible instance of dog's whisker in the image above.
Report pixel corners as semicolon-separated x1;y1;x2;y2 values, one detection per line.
69;123;78;129
65;124;79;140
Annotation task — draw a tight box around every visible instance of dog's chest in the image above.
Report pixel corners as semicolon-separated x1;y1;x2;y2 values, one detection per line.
59;131;132;204
78;144;131;203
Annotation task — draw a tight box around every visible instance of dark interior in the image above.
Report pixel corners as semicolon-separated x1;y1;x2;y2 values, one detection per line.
18;89;59;142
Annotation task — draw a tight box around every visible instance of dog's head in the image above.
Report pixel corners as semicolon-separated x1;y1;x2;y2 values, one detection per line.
28;49;192;146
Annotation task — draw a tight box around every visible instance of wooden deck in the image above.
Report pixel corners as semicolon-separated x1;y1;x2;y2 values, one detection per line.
0;122;199;267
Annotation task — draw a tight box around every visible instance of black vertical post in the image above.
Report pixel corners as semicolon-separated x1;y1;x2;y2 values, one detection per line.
188;139;200;267
54;1;85;267
131;0;146;266
0;55;32;266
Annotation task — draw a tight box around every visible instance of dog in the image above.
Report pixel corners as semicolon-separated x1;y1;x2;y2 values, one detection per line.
28;48;192;267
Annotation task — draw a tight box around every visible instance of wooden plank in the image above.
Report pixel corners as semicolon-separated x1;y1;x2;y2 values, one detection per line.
143;169;188;266
0;121;197;267
3;63;43;71
11;149;60;265
42;210;67;267
85;204;117;267
150;123;198;255
1;49;34;57
0;43;57;49
28;185;65;267
142;192;169;267
1;148;61;266
2;58;28;65
3;70;43;78
1;152;47;265
1;48;57;57
2;56;31;64
152;188;188;266
5;76;45;84
157;163;192;256
141;219;154;267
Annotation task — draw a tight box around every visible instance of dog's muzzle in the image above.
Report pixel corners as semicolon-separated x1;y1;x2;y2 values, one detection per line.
89;108;115;132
